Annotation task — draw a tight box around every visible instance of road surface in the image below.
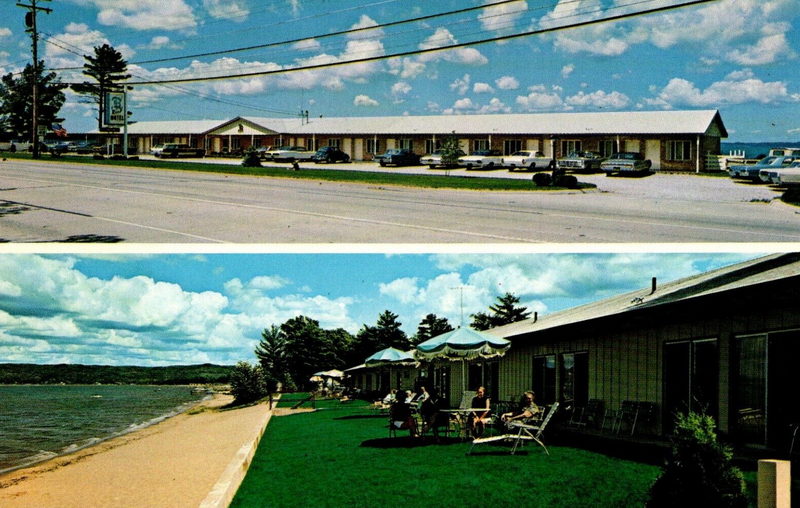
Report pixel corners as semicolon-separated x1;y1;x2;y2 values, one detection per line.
0;159;797;243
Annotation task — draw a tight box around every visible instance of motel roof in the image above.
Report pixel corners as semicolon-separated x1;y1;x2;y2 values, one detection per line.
102;109;727;138
489;253;800;341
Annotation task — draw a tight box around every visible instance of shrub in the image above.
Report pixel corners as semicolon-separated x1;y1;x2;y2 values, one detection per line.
229;361;268;405
532;172;552;186
241;147;262;168
647;411;746;507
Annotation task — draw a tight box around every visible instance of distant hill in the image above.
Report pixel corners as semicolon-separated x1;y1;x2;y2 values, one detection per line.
0;363;234;385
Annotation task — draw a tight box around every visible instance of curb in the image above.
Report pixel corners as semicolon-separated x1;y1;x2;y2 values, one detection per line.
199;397;277;508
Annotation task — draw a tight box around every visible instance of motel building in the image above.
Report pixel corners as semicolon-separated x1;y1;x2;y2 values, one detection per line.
100;109;727;172
348;253;800;453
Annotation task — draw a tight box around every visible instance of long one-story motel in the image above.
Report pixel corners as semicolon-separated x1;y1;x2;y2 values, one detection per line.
347;253;800;452
100;109;727;172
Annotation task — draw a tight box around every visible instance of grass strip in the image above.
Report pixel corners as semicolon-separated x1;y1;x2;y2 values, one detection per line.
4;153;592;191
231;399;662;507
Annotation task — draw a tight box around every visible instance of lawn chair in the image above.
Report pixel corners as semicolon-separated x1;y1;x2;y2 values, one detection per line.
468;402;559;455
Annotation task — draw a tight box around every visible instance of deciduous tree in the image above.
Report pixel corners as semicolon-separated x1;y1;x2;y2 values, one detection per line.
0;62;66;139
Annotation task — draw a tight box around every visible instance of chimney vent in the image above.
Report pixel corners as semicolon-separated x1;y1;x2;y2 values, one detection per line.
650;277;657;295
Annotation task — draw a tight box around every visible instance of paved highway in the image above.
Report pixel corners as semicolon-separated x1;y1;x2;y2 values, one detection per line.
0;159;797;243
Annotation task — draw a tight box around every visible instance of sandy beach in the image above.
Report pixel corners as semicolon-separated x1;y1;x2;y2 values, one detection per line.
0;393;272;508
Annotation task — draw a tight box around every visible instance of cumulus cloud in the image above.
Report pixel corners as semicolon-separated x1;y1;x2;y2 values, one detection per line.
644;69;800;108
0;256;358;366
516;85;567;111
495;76;519;90
85;0;198;32
292;38;321;52
203;0;249;21
354;94;379;107
566;90;630;109
473;82;494;94
418;28;488;65
0;28;11;39
450;74;471;95
479;0;528;34
561;64;574;78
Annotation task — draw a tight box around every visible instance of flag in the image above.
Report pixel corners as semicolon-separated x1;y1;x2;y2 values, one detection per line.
52;123;68;137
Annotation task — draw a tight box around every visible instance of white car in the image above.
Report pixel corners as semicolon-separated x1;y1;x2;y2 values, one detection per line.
150;145;165;157
458;149;503;170
266;146;316;162
420;149;465;168
503;150;554;171
770;160;800;186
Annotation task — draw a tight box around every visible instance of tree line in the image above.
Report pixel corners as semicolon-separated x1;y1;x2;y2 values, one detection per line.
0;363;233;385
230;293;530;403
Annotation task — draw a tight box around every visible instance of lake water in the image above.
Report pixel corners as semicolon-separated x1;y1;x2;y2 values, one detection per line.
0;385;208;473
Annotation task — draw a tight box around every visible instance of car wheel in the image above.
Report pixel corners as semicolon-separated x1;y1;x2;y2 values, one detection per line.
379;161;386;167
429;165;436;169
486;162;494;169
529;163;536;171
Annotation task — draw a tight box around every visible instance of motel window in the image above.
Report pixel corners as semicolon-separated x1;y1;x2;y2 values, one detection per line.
327;138;341;149
532;355;557;405
468;361;499;401
734;330;800;448
472;139;489;152
366;139;380;154
397;138;412;150
663;339;718;432
503;139;523;155
667;140;692;161
304;138;317;150
561;140;582;156
561;352;589;406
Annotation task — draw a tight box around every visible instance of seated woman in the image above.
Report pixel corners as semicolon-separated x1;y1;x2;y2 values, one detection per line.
469;386;491;437
501;391;541;424
389;390;419;437
418;387;441;435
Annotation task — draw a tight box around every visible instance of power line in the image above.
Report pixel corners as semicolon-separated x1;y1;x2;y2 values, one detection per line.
120;0;720;86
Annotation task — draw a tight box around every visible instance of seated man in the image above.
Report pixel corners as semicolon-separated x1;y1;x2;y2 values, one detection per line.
389;390;419;437
469;386;491;437
501;391;541;425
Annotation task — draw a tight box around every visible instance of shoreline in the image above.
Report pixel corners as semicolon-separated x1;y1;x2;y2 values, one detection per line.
0;393;272;508
0;390;215;476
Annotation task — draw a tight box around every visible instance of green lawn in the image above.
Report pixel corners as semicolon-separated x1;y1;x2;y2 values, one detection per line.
3;152;591;191
231;398;661;508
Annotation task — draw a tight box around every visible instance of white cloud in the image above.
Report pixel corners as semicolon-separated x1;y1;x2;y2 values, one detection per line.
292;38;321;52
0;28;11;39
645;70;799;108
566;90;630;109
391;81;412;96
140;36;180;50
478;97;511;114
728;31;790;65
203;0;249;21
418;28;488;65
354;94;379;107
495;76;519;90
479;0;528;34
561;64;574;78
473;82;494;94
516;85;567;111
450;74;471;95
86;0;198;32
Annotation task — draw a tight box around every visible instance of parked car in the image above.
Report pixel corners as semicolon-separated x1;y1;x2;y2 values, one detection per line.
74;141;98;154
502;150;553;171
312;146;350;163
420;149;465;169
150;145;165;157
601;152;652;176
49;141;73;154
155;143;205;158
0;140;32;152
730;156;796;182
254;146;273;160
376;149;420;167
764;160;800;186
265;146;316;162
557;151;606;172
458;149;503;170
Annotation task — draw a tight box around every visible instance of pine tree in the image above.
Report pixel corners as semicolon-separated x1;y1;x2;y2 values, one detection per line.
414;313;454;344
0;61;66;139
71;44;131;130
470;292;531;330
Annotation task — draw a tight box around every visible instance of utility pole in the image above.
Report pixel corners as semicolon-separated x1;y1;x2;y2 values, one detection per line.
17;0;52;159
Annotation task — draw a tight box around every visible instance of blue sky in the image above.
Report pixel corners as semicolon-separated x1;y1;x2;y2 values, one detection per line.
1;0;798;141
0;251;760;366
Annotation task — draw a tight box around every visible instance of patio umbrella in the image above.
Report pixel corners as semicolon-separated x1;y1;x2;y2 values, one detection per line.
415;327;511;393
364;347;417;392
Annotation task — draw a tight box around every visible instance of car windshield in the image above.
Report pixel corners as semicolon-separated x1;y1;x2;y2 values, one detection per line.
612;153;640;160
471;150;491;155
385;150;402;155
511;151;531;156
758;156;778;165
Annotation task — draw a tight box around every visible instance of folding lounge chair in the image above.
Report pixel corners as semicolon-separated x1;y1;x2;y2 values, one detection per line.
468;402;559;455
